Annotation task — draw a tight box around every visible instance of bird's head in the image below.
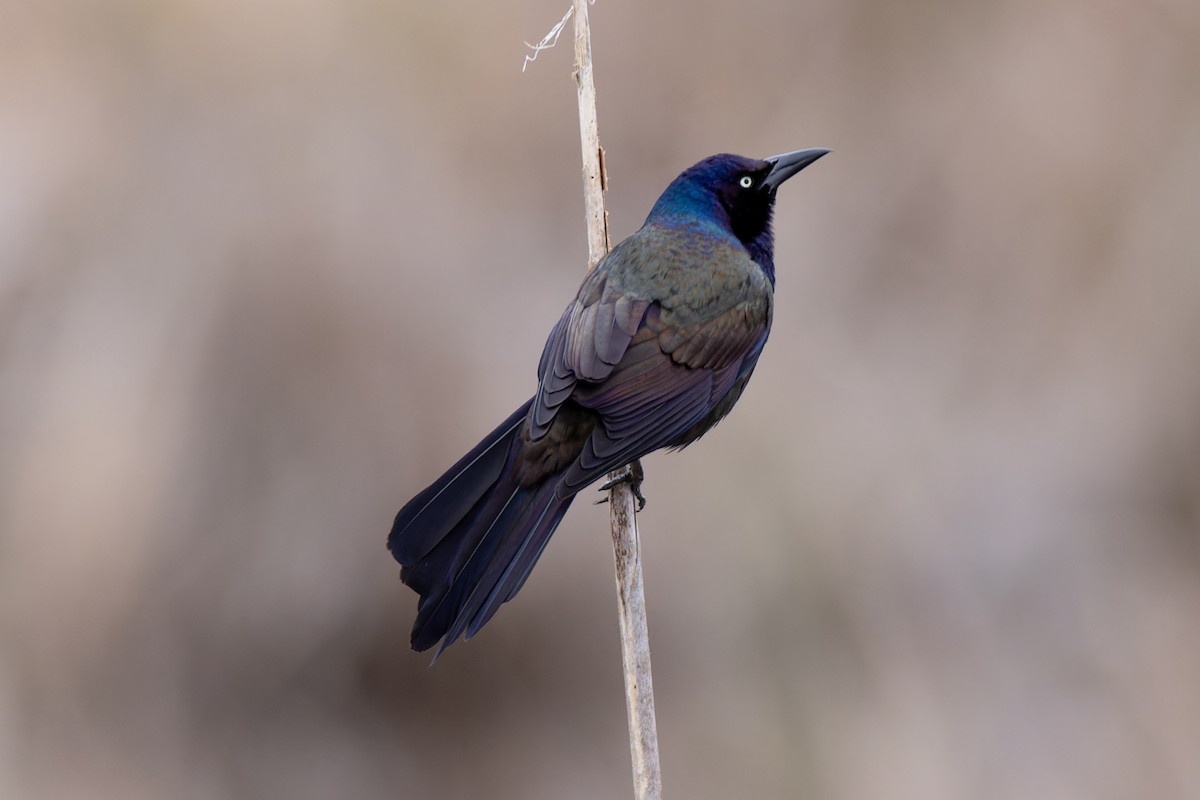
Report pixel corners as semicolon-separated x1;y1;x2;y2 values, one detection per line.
646;149;829;279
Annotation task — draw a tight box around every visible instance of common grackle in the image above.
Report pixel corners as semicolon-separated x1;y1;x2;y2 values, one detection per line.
389;148;829;656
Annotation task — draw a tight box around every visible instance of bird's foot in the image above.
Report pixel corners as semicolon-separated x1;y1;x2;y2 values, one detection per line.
594;460;646;511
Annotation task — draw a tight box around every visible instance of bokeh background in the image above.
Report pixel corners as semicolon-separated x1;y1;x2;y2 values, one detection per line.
3;0;1199;798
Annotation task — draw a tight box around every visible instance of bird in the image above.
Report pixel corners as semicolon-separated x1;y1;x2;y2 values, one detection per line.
389;148;829;657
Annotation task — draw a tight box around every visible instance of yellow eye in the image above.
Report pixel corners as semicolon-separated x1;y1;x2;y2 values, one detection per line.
739;176;753;188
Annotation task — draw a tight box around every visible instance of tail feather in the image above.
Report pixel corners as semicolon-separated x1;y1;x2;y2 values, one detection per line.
388;398;575;655
436;484;572;655
389;400;531;565
406;483;524;650
462;489;572;638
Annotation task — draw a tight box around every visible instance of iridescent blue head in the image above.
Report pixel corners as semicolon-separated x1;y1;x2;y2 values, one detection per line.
646;148;829;285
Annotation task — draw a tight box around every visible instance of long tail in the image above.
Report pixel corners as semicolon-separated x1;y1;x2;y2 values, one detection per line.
388;399;575;656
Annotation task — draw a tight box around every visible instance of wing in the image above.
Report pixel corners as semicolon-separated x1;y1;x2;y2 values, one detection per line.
560;302;768;493
530;262;651;439
530;229;772;497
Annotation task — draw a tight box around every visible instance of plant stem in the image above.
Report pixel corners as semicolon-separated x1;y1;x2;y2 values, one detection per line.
571;3;663;798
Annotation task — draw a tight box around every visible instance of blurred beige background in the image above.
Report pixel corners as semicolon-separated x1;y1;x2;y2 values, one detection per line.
3;0;1199;798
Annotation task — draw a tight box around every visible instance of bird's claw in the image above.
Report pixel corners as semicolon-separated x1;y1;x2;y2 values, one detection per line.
594;460;647;511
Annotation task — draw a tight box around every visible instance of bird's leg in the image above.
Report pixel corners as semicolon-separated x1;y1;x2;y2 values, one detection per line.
594;459;646;511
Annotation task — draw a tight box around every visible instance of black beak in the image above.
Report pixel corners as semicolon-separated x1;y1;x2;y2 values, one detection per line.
762;148;830;192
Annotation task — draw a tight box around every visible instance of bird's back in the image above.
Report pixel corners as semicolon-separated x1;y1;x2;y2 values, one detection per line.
600;219;774;333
